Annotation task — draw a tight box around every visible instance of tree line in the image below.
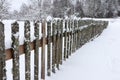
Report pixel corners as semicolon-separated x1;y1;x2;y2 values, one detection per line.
0;0;120;20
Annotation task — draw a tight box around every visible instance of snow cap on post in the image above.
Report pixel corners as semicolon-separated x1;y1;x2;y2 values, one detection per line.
46;16;53;22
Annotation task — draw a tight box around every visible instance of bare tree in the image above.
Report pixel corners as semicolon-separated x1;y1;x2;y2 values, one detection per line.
52;0;73;18
75;0;84;17
0;0;9;19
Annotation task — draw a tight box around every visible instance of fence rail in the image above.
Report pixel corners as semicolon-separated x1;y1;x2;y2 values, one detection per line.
0;19;108;80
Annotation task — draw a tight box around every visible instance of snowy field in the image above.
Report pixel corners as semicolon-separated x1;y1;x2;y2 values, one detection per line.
46;18;120;80
5;18;120;80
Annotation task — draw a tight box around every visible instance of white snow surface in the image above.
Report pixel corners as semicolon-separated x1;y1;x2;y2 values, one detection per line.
6;18;120;80
46;18;120;80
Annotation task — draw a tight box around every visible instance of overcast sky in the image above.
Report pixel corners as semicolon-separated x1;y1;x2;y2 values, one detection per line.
8;0;29;12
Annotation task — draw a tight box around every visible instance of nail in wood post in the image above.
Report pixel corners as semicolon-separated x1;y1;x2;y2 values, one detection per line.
41;20;46;80
64;20;67;61
24;20;31;80
34;21;39;80
0;22;6;80
47;21;51;76
12;22;20;80
52;20;56;73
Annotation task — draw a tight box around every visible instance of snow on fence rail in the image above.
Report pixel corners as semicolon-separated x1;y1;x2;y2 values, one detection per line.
0;19;108;80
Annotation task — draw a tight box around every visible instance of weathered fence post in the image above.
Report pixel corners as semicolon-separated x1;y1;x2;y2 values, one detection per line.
11;22;20;80
71;19;74;53
77;20;80;49
54;21;57;68
66;19;69;58
41;20;46;80
76;20;79;50
52;20;56;73
0;22;6;80
24;20;31;80
34;21;39;80
56;20;60;70
68;19;71;56
72;20;76;53
64;20;67;61
69;19;72;56
74;20;77;52
47;20;51;76
60;20;63;64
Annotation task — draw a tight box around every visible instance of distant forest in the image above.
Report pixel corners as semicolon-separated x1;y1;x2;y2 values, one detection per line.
0;0;120;20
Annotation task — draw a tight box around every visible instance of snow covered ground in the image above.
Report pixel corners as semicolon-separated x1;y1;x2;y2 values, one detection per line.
46;18;120;80
5;18;120;80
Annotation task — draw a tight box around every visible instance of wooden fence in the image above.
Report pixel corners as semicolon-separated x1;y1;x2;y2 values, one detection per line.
0;19;108;80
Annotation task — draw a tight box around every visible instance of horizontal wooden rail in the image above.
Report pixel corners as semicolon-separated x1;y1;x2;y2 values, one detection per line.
5;32;72;60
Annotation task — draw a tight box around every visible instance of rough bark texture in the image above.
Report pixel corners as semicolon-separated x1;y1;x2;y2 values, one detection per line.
0;22;6;80
24;20;31;80
11;22;20;80
34;21;39;80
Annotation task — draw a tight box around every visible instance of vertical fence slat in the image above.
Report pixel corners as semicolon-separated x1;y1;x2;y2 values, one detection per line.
78;20;81;48
60;20;63;64
12;22;20;80
74;20;77;52
66;20;69;59
71;20;74;53
0;22;6;80
73;20;76;52
24;20;31;80
58;20;62;65
69;20;72;56
76;20;79;50
68;20;71;57
56;20;60;70
34;21;39;80
47;21;51;76
41;20;46;80
72;20;75;53
64;20;67;61
52;20;56;73
54;21;57;67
